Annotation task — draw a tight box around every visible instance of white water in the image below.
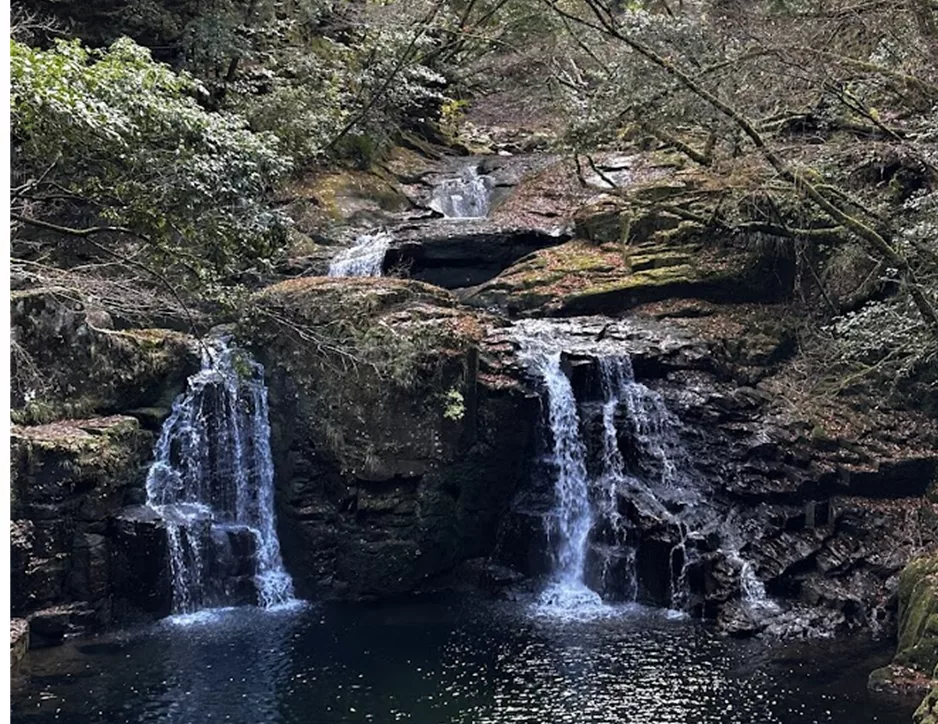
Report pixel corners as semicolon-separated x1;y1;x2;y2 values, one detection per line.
431;165;494;218
328;231;391;277
596;356;694;608
146;340;295;615
514;319;776;620
528;350;603;613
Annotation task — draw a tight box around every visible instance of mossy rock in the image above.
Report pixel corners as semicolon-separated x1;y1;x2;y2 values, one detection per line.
465;232;763;316
917;684;938;724
284;168;411;232
897;553;938;674
238;276;537;600
241;277;487;474
11;416;153;514
11;289;198;424
573;196;630;244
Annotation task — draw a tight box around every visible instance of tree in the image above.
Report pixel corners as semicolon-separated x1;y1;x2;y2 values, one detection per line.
11;36;291;284
537;0;938;337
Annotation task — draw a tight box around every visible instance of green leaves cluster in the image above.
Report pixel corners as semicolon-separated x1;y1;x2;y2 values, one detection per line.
11;36;292;280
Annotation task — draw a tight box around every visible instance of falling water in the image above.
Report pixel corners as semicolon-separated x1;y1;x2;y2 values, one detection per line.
431;165;494;218
513;319;776;619
596;357;694;607
526;350;603;612
146;340;295;615
328;231;391;277
726;549;779;614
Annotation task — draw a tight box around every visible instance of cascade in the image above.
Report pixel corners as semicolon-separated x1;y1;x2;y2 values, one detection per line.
328;231;392;277
431;165;494;218
514;320;775;617
593;356;694;608
145;339;295;615
526;349;602;611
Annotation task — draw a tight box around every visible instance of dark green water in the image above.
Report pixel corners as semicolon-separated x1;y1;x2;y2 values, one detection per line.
11;598;915;724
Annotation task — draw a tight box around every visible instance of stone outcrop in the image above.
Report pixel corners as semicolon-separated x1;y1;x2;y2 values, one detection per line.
11;288;197;424
9;291;199;653
239;277;539;599
869;553;938;719
491;313;938;637
464;226;792;316
10;416;157;643
383;220;570;289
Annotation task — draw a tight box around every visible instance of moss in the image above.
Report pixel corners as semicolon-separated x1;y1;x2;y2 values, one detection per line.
10;416;152;515
291;169;410;223
917;684;938;724
239;277;492;481
467;233;753;315
896;554;938;674
12;290;196;422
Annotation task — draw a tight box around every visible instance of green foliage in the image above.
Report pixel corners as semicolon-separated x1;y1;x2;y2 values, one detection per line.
11;36;291;280
442;387;466;421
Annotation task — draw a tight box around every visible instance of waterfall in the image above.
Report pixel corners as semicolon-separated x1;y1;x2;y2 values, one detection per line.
528;351;602;611
431;165;494;218
145;339;295;616
328;231;391;277
512;318;777;619
595;357;693;608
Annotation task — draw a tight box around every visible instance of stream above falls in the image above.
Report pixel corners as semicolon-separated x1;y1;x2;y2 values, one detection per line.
11;596;915;724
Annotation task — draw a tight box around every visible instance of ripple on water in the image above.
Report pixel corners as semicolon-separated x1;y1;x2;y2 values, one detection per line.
11;597;916;724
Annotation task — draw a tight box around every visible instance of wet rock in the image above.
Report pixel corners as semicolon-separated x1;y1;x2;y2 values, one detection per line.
283;169;413;232
28;603;98;648
109;506;172;620
240;277;539;599
10;619;29;669
10;416;153;627
383;219;570;289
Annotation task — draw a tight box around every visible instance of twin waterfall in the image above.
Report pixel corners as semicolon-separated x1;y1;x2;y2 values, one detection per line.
517;321;770;618
145;340;295;616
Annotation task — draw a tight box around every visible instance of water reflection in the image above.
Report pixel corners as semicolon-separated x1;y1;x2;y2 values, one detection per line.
12;598;915;724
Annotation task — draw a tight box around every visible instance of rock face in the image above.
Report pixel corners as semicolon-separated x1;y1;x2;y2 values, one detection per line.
10;416;160;643
240;277;539;599
491;314;938;637
383;220;570;289
869;553;938;718
11;289;196;424
9;289;199;650
463;228;791;316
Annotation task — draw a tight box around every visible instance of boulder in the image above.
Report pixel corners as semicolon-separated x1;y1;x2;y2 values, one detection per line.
240;277;539;599
10;416;153;625
11;288;197;424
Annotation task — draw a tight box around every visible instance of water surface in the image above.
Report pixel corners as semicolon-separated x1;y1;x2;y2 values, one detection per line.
11;598;913;724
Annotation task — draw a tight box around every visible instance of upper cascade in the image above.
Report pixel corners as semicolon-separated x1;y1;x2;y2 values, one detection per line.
328;231;392;278
145;339;295;616
431;164;494;219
